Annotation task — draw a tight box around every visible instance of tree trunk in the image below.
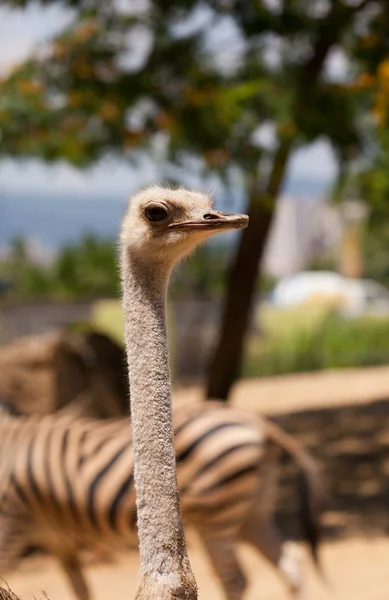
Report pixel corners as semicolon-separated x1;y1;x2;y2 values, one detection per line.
205;0;373;402
206;139;292;400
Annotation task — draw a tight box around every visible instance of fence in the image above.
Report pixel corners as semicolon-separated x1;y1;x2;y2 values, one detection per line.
0;300;94;342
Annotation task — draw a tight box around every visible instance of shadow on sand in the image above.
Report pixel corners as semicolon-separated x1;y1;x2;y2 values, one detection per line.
271;398;389;540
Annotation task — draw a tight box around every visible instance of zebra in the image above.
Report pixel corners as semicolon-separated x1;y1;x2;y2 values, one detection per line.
0;400;326;600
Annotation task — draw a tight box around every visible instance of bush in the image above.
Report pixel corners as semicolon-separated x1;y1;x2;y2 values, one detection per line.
245;311;389;377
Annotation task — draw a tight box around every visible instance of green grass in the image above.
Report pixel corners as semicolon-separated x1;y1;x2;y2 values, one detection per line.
245;306;389;377
91;299;125;345
256;304;330;337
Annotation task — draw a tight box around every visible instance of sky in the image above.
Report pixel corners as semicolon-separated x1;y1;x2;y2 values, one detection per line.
0;3;340;198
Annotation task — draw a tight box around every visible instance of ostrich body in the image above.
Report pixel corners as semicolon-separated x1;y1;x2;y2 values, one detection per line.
120;186;248;599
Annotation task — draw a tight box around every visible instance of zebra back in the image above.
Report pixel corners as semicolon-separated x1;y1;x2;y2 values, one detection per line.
0;401;266;561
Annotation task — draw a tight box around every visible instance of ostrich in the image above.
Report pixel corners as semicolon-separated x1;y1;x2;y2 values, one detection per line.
119;186;248;599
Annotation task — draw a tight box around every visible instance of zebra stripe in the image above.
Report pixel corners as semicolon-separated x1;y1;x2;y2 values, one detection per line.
0;402;262;539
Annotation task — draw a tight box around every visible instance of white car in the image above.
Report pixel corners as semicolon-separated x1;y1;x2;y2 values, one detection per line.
270;271;389;317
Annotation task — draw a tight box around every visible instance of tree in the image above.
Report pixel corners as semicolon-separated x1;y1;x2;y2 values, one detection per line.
0;0;384;400
0;236;53;299
341;15;389;285
0;234;119;300
55;234;119;297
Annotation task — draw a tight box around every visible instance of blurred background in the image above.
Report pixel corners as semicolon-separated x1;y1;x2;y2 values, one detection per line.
1;1;389;598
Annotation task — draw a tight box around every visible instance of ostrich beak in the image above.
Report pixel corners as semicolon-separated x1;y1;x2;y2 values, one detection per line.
169;210;249;232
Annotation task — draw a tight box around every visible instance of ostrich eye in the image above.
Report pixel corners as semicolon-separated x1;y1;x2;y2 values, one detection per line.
145;205;168;222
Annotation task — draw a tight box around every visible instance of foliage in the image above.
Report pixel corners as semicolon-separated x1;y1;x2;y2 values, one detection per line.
245;308;389;377
0;237;53;299
0;234;118;300
55;234;118;296
352;129;389;285
0;2;270;171
337;8;389;285
0;1;379;171
0;234;233;301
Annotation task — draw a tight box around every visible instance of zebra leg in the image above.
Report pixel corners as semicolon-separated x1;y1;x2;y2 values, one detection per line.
241;517;306;600
198;532;247;600
58;554;90;600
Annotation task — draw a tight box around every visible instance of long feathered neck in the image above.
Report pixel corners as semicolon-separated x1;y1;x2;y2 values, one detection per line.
121;250;197;599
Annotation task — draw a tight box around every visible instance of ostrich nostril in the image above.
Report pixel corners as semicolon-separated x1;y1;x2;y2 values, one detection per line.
203;213;220;220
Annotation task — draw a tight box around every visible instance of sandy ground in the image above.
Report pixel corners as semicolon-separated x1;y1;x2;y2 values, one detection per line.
5;535;389;600
6;367;389;599
174;364;389;415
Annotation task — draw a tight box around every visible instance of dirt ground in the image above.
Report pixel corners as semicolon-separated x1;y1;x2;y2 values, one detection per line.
174;364;389;415
5;534;389;600
6;367;389;599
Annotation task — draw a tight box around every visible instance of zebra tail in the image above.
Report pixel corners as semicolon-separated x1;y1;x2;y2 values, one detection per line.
263;418;329;577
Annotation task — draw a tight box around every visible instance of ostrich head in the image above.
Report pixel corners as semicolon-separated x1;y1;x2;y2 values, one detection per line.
120;185;249;267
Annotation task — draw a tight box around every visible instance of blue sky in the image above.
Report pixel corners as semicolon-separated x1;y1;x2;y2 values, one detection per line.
0;3;340;197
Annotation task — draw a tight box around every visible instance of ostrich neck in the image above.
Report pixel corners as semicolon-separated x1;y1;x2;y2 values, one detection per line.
121;253;192;581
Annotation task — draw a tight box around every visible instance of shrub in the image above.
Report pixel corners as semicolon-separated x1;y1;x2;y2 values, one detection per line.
245;311;389;377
